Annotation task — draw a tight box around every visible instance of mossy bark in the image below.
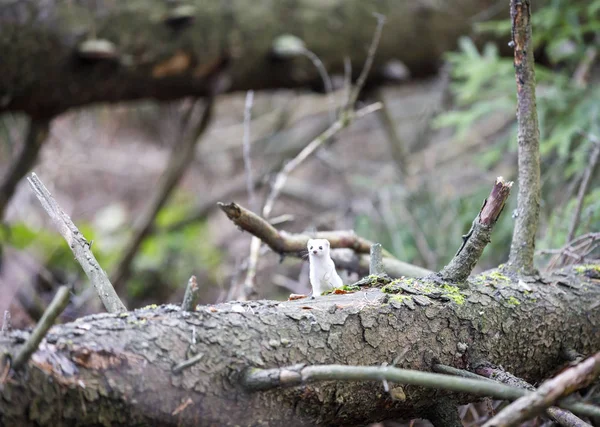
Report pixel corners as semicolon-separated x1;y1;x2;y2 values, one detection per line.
1;0;504;118
1;265;599;426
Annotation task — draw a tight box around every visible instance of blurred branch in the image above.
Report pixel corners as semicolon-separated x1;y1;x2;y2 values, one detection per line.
541;232;600;271
242;90;258;213
110;98;214;290
375;89;407;178
346;13;386;109
566;135;600;244
508;0;542;275
27;173;126;313
483;353;600;427
438;177;512;284
0;117;50;220
12;286;70;371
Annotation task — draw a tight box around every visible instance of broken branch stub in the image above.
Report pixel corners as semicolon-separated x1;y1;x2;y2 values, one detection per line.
438;177;513;284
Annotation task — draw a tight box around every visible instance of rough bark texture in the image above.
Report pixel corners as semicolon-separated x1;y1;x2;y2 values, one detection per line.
508;0;541;274
1;265;599;426
0;0;505;118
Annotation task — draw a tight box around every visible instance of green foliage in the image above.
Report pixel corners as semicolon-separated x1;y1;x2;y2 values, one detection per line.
434;0;600;252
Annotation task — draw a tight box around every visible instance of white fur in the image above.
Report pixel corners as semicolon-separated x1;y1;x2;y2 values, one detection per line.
307;238;343;295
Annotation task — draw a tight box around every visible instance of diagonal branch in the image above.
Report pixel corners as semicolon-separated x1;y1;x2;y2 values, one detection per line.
508;0;542;274
11;286;70;371
483;352;600;427
438;177;512;284
27;173;126;313
0;117;50;220
566;136;600;244
110;98;214;290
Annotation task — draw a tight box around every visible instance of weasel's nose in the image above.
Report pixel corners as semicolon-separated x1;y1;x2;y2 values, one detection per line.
312;250;317;254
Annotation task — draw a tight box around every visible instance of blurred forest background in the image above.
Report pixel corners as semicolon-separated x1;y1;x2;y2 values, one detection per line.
0;0;598;335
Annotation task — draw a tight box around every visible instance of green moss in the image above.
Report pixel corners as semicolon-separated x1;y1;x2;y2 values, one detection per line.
118;312;129;318
381;284;401;294
441;284;465;305
391;294;412;303
507;296;520;306
574;264;600;274
322;284;360;295
142;304;158;310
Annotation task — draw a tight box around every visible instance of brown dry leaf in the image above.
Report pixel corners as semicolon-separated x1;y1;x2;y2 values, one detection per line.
288;294;308;301
334;289;355;294
209;307;218;312
300;306;314;310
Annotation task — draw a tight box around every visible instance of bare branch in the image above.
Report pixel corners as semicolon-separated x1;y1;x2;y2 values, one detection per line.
566;137;600;244
261;102;381;220
241;364;600;419
12;286;70;370
0;117;49;220
347;13;386;109
181;275;200;312
110;98;214;289
471;363;592;427
483;352;600;427
218;202;433;278
27;173;126;313
439;177;512;283
242;90;258;213
508;0;542;274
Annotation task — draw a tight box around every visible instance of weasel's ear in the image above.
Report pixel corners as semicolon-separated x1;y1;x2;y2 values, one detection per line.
325;240;330;247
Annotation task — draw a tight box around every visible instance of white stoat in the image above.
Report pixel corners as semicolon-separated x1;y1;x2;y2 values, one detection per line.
307;238;343;295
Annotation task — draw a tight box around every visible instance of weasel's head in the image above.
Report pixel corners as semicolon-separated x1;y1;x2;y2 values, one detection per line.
307;238;330;258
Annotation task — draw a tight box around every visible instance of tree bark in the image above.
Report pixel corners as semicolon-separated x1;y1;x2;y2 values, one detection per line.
1;265;598;426
0;0;504;118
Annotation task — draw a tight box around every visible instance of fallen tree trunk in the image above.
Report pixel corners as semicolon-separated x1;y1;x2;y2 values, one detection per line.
1;265;599;426
0;0;505;118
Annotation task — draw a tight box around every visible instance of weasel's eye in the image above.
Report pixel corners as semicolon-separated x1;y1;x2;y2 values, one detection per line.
319;246;323;250
309;246;313;250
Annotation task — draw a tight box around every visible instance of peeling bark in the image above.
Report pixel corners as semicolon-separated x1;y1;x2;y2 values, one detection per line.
0;265;598;426
0;0;505;118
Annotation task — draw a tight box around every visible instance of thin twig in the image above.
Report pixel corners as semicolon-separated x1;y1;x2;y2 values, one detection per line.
242;90;258;213
241;364;600;419
110;98;214;289
566;137;600;243
181;275;200;312
12;286;70;370
172;352;204;374
483;352;600;427
302;49;335;125
508;0;542;274
347;13;386;110
438;177;513;284
0;117;50;220
262;102;381;220
27;173;126;313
